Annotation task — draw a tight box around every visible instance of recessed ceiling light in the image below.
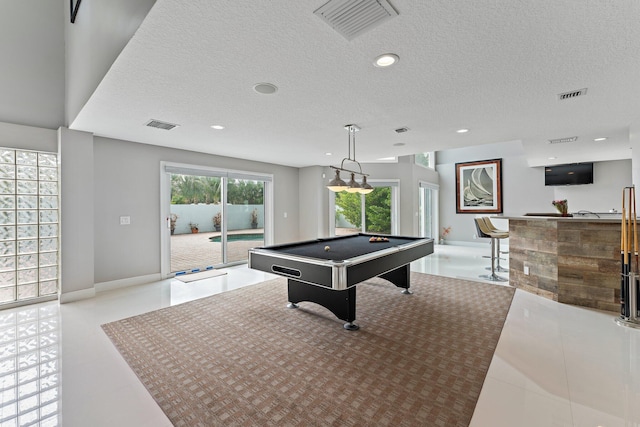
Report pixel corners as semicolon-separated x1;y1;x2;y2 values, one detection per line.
378;157;396;161
393;142;405;147
253;82;278;94
325;152;332;156
456;128;469;133
374;53;399;68
548;157;557;160
211;125;225;130
594;137;607;141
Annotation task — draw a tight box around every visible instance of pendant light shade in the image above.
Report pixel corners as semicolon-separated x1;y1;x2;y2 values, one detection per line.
327;169;348;192
358;176;374;194
345;173;361;193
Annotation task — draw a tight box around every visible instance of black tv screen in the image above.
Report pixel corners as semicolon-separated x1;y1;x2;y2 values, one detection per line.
545;163;593;186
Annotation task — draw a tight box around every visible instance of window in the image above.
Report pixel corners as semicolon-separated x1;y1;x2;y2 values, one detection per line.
0;148;59;307
332;181;399;236
415;152;435;169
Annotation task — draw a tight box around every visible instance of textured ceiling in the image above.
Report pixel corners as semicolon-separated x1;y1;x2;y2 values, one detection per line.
70;0;640;168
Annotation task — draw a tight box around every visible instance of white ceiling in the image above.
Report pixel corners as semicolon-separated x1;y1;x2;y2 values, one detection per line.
70;0;640;168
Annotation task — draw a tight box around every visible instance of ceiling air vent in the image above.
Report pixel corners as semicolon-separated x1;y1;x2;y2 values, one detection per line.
557;88;587;101
314;0;398;41
548;136;578;144
145;119;179;131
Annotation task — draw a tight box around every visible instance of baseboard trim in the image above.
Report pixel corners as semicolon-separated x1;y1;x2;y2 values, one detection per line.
442;240;509;250
95;273;162;293
60;288;96;303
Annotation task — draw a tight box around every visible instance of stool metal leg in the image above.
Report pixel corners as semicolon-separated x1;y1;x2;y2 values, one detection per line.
480;237;508;282
494;239;509;272
485;238;509;272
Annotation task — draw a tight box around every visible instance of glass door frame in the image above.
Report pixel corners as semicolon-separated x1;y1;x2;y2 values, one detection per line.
419;181;439;240
160;161;273;279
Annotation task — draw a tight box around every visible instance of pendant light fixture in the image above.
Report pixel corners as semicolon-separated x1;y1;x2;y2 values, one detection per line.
327;125;374;194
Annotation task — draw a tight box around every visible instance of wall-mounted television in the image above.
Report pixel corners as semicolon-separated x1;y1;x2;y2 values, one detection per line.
545;163;594;186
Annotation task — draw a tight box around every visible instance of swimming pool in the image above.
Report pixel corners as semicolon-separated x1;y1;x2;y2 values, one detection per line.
209;233;264;243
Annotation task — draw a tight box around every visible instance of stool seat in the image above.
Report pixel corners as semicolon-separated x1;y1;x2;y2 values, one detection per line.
480;217;509;272
474;217;508;281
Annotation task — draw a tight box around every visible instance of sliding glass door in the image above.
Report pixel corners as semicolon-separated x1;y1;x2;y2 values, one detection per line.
161;163;272;277
225;179;265;264
419;182;439;240
169;174;223;272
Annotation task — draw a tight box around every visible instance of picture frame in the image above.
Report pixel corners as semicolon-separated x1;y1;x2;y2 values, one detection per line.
455;158;502;214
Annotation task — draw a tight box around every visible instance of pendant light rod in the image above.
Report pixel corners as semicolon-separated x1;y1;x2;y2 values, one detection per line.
330;124;367;176
327;124;373;194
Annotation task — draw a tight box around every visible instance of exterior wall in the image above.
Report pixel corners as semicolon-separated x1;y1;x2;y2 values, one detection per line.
170;204;263;234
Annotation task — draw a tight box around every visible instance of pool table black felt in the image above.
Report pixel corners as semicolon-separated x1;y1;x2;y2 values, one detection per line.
273;234;417;261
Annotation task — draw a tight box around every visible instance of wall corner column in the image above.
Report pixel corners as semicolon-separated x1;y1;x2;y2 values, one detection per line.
58;127;95;302
631;123;640;190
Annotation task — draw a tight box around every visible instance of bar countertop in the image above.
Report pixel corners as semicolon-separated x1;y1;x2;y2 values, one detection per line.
497;212;624;222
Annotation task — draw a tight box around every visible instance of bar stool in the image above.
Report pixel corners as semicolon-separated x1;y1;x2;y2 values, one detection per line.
481;217;509;273
473;217;508;282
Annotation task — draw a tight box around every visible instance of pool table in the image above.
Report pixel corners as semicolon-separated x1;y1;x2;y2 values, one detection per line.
248;233;434;330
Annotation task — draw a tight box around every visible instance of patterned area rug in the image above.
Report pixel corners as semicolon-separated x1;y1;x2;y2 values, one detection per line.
102;273;515;427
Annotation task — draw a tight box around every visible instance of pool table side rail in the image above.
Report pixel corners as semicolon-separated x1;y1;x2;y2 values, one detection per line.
345;240;434;287
248;237;434;290
248;249;338;288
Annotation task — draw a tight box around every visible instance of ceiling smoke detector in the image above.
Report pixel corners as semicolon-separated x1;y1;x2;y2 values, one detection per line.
314;0;398;41
145;119;179;130
548;136;578;144
557;88;588;101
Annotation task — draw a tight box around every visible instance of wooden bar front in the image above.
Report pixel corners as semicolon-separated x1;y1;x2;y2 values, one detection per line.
507;216;621;312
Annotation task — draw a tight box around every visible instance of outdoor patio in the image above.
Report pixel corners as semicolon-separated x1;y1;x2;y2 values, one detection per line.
170;229;264;273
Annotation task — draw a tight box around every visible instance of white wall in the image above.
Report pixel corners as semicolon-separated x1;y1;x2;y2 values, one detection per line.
436;141;632;243
59;128;95;300
91;135;299;284
0;0;64;129
0;122;58;152
298;166;327;240
65;0;156;125
551;160;631;213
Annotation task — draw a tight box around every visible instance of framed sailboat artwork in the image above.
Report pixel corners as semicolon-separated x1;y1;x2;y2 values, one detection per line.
455;159;503;213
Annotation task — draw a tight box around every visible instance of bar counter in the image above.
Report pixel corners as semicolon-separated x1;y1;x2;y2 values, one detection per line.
502;214;622;312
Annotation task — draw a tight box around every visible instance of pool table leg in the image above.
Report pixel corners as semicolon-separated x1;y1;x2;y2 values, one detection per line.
379;264;412;294
287;279;359;330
